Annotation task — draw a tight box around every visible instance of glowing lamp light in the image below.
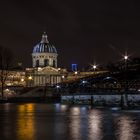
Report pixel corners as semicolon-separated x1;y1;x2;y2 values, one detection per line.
7;83;12;86
124;55;128;60
74;71;78;75
5;89;10;92
38;67;42;71
28;76;32;80
93;65;97;69
82;80;87;84
56;85;61;89
91;64;97;71
62;75;65;79
106;77;111;79
21;78;24;82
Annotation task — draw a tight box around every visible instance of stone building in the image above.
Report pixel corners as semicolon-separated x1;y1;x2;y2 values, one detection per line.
26;32;66;86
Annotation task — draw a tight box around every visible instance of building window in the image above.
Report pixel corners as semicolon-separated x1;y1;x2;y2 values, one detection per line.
53;60;56;67
36;60;39;67
44;59;49;66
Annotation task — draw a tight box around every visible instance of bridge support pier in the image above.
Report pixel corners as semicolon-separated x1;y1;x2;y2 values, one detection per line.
72;94;75;104
121;93;128;109
90;95;94;107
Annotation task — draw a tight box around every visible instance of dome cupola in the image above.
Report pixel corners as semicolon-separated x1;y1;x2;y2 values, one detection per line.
33;32;57;54
32;32;58;68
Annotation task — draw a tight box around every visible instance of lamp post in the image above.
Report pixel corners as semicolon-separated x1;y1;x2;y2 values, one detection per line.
62;75;65;81
93;65;97;74
74;71;78;80
90;64;97;106
74;71;78;75
124;55;128;70
90;64;97;74
122;54;129;108
20;78;25;86
21;78;24;82
28;75;33;87
124;54;128;90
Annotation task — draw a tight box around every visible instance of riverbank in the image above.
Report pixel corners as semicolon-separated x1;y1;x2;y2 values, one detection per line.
0;98;139;110
0;96;61;103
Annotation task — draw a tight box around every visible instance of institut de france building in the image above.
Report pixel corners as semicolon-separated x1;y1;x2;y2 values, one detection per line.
26;32;66;86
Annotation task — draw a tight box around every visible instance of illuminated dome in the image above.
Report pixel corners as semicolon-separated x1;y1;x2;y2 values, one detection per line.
32;32;58;68
33;32;57;53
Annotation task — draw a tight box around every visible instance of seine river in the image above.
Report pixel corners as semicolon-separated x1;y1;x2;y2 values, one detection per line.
0;103;140;140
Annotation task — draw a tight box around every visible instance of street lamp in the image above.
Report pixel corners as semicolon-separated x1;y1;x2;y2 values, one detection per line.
74;71;78;81
62;75;65;79
74;71;78;75
28;76;32;80
93;64;97;74
122;53;129;108
21;78;24;82
91;64;97;75
28;76;33;87
62;75;65;82
90;63;97;71
123;51;129;68
124;55;129;70
124;55;128;61
93;65;97;71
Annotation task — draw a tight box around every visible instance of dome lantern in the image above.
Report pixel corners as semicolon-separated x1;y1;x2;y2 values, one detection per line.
41;32;49;43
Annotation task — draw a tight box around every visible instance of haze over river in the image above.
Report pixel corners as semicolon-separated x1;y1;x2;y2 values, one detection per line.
0;103;140;140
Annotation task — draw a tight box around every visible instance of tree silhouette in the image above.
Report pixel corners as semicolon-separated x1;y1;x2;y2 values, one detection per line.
0;46;13;99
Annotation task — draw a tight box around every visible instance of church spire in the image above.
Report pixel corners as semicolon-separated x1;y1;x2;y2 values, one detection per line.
41;32;49;43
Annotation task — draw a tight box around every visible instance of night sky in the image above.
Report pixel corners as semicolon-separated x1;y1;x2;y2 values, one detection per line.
0;0;140;69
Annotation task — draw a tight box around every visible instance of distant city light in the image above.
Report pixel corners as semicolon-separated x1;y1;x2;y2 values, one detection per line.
124;55;128;60
21;78;24;82
62;75;65;79
56;85;61;88
74;71;78;75
38;67;42;71
82;80;87;84
90;63;97;71
28;76;32;80
7;83;12;86
5;89;10;92
93;65;97;70
106;77;111;80
122;51;130;61
72;64;78;71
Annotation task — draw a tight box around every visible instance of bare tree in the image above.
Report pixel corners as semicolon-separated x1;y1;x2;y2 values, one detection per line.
0;46;13;99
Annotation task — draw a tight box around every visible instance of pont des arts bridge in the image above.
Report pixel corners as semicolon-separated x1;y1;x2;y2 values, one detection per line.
58;70;140;107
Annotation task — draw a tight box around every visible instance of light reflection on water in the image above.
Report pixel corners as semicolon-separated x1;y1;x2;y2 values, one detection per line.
116;115;139;140
69;107;81;139
17;104;35;140
0;103;140;140
88;110;103;140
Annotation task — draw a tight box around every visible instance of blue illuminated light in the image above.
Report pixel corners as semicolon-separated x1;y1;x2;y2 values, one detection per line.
72;64;78;71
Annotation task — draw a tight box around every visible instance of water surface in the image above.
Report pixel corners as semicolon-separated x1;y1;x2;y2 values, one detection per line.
0;103;140;140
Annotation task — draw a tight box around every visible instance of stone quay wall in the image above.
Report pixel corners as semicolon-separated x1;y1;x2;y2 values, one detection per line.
61;93;140;106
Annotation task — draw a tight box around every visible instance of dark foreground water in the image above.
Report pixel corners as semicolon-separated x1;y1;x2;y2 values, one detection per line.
0;103;140;140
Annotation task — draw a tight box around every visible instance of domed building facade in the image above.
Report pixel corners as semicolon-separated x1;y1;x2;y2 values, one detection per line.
32;32;58;68
26;32;67;87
